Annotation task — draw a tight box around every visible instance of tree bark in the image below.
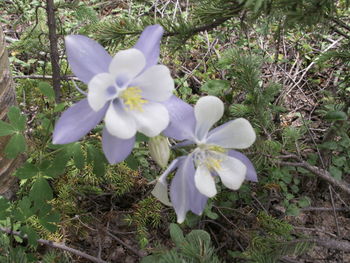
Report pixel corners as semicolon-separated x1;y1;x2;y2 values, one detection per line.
0;25;22;199
46;0;61;103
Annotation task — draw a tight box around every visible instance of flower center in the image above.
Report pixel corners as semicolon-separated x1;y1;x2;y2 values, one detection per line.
204;156;222;171
119;86;147;111
193;145;227;172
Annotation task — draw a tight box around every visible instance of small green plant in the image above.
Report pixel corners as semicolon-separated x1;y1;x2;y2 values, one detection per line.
142;223;222;263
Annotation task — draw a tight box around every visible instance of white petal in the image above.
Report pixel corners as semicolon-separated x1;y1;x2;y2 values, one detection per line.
109;48;145;80
88;73;115;111
104;102;137;139
214;154;246;190
194;165;217;197
152;181;172;206
133;65;174;101
194;96;224;141
130;102;169;137
207;118;256;149
151;159;180;207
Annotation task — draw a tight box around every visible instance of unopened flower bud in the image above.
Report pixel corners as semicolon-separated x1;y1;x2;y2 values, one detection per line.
149;135;170;168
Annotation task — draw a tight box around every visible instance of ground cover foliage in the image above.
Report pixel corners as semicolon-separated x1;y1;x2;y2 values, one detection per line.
0;0;350;262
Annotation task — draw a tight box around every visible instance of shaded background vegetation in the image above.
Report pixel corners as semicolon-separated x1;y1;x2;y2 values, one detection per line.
0;0;350;262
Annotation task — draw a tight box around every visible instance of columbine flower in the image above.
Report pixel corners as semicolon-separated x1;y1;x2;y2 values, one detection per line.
53;25;174;164
153;96;257;223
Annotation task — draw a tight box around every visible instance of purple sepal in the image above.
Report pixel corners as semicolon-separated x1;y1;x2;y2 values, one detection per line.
162;95;196;141
228;150;258;182
53;99;108;144
134;24;164;70
170;155;208;223
65;35;112;84
102;127;135;164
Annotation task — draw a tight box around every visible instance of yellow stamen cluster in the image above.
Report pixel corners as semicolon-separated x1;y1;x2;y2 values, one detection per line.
207;145;226;153
204;156;222;171
120;86;147;111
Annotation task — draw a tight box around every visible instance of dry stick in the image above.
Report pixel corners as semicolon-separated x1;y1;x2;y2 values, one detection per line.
46;0;61;103
278;160;350;195
287;238;350;253
0;227;108;263
282;37;344;98
301;207;350;212
13;75;79;81
75;215;144;258
330;17;350;32
104;230;145;258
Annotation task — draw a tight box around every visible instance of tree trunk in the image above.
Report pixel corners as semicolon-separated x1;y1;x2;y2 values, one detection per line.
0;25;22;199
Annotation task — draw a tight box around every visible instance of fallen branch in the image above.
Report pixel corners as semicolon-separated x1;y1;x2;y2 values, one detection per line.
13;74;79;81
0;227;108;263
301;207;350;212
288;238;350;252
278;160;350;195
276;152;350;195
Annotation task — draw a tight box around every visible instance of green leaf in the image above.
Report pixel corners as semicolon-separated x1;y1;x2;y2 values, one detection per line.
87;144;106;175
43;212;60;223
186;229;211;245
201;80;230;96
4;133;26;158
318;141;338;150
203;202;219;220
38;82;55;101
7;106;26;131
329;166;342;180
20;225;39;247
124;154;138;170
0;197;10;220
324;111;347;121
15;162;39;179
71;143;85;169
29;177;53;205
18;197;34;218
0;120;16;136
53;102;67;113
298;197;311;208
39;219;57;233
169;223;185;246
45;150;70;177
286;193;294;200
136;132;149;142
38;203;52;217
332;156;347;167
38;211;60;233
286;204;300;216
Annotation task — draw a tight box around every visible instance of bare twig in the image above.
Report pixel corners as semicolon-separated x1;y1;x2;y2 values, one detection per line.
301;207;350;212
329;186;341;237
329;17;350;32
13;74;79;81
276;153;350;195
0;227;108;263
105;230;146;258
277;237;350;253
74;215;145;258
282;37;344;98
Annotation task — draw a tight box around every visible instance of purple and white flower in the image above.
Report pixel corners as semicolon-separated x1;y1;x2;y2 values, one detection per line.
153;96;257;223
53;25;174;164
